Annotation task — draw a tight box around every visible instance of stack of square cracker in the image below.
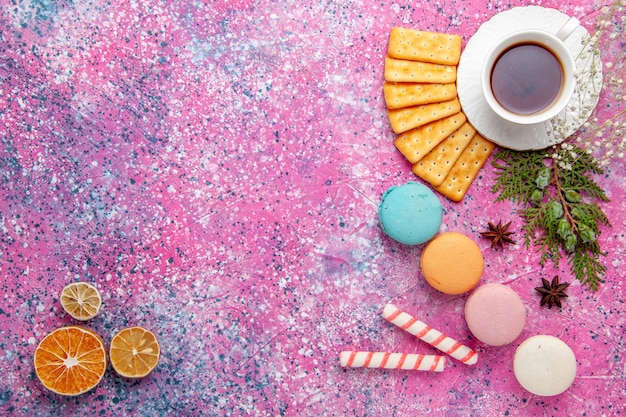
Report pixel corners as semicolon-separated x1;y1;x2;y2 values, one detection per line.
384;27;495;202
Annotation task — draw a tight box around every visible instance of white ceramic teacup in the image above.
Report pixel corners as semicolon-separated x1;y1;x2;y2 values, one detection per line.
481;17;580;125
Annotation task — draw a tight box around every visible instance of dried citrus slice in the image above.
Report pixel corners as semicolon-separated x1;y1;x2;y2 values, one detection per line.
34;326;107;396
60;282;102;321
109;327;160;378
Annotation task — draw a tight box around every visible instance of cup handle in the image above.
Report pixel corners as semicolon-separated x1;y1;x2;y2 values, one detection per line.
555;16;580;41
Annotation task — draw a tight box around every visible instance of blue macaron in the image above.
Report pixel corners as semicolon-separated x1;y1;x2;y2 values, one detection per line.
378;182;442;245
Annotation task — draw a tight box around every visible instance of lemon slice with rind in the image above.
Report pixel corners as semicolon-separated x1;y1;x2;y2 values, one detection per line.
109;326;160;378
60;282;102;321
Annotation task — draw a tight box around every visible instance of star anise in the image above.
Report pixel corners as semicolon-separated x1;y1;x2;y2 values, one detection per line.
480;220;516;249
535;276;570;308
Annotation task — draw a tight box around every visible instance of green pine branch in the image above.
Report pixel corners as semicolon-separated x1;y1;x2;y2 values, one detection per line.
491;149;546;205
570;244;607;291
491;144;611;290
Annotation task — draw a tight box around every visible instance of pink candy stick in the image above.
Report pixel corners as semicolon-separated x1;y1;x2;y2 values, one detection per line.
339;351;446;372
382;303;478;365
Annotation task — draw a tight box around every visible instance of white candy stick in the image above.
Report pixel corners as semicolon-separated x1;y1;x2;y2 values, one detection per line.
382;303;478;365
339;351;445;372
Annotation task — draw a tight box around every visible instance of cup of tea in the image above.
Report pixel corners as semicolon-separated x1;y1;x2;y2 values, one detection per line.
481;17;580;125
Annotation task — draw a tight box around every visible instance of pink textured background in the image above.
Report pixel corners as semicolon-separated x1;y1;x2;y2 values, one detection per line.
1;0;624;416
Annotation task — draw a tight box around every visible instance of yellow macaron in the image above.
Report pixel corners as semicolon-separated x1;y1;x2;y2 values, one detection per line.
420;232;483;294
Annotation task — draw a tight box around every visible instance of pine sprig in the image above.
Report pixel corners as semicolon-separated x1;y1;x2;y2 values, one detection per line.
491;144;611;290
519;204;563;266
491;149;547;205
570;244;606;291
555;148;609;201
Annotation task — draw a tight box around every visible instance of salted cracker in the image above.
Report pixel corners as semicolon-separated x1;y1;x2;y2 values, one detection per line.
434;134;496;202
387;98;461;134
394;112;466;163
384;82;457;109
388;27;462;65
384;56;457;83
413;122;477;186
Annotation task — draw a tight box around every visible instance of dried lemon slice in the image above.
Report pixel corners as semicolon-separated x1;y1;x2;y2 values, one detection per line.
109;326;160;378
60;282;102;321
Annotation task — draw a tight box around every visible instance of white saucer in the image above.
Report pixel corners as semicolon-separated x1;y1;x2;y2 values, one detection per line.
457;6;602;151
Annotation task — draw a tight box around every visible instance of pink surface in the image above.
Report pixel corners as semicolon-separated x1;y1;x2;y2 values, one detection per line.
0;0;624;416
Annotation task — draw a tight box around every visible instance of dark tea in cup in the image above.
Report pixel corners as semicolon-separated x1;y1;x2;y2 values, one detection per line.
490;43;563;115
480;24;578;125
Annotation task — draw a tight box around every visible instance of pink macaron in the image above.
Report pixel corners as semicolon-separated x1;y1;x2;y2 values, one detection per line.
464;283;526;346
